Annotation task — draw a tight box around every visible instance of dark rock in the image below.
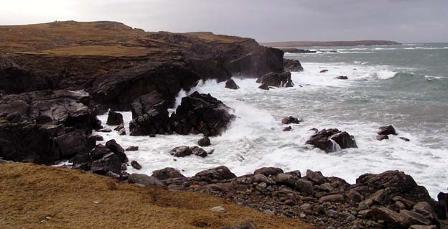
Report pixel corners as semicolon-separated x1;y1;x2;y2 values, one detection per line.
365;207;408;228
306;128;357;153
399;210;432;226
99;128;112;133
91;135;104;141
152;167;185;180
284;59;304;72
106;111;123;126
336;76;348;80
437;192;447;219
191;146;208;158
225;79;240;89
198;136;211;146
281;116;302;125
413;202;437;222
170;146;192;157
294;179;314;196
89;144;111;160
319;194;344;203
170;92;234;136
283;126;292;131
193;166;237;182
254;167;284;177
256;72;293;88
90;153;123;175
129;91;171;136
400;137;410;142
258;84;269;90
378;125;397;136
305;170;326;184
125;146;139;151
105;139;128;163
377;134;389;141
320;69;328;73
114;124;126;135
128;173;164;187
130;160;142;170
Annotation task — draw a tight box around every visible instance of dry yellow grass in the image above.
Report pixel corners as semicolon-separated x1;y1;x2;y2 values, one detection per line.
0;163;313;229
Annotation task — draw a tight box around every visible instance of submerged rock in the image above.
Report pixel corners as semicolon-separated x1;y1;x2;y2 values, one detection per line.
131;160;142;170
170;146;192;157
281;116;302;125
306;128;357;153
320;69;328;73
378;125;398;136
198;136;211;146
336;76;348;80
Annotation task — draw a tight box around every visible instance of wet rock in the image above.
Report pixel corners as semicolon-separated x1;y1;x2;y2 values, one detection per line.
284;59;304;72
106;111;123;126
91;135;104;141
376;134;389;141
191;146;208;158
378;125;397;136
256;72;293;88
129;91;171;136
320;69;328;73
283;126;292;131
254;167;284;177
90;153;123;175
170;92;235;136
198;136;211;147
400;137;410;142
131;160;142;170
125;146;139;151
281;116;302;125
114;124;126;135
437;192;447;219
170;146;192;157
105;139;128;163
99;128;112;133
192;166;236;182
306;128;357;153
336;76;348;80
294;179;314;196
152;167;185;180
258;84;269;90
305;170;326;184
225;79;240;89
128;173;164;187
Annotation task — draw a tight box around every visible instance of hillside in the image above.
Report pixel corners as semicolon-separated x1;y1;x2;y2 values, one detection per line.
0;163;312;229
262;40;401;47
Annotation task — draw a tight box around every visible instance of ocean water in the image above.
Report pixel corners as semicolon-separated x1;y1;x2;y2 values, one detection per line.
95;43;448;197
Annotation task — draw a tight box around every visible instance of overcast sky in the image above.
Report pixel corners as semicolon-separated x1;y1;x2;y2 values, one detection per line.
1;0;447;42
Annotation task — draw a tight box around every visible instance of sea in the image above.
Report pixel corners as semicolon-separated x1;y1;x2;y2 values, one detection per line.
95;43;448;197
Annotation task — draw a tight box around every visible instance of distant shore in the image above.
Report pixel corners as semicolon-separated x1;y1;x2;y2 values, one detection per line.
262;40;401;47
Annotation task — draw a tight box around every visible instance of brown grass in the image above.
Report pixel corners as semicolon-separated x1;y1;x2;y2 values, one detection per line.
0;163;313;229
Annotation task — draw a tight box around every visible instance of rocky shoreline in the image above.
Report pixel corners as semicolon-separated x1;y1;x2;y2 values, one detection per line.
0;21;447;229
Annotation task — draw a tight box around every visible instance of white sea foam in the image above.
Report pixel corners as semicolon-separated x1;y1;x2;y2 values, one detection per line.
94;62;448;197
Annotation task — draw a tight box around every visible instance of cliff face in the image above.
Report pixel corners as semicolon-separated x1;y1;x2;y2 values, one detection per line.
0;21;284;108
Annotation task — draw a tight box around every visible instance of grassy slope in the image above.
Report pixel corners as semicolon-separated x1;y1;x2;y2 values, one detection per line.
0;163;313;229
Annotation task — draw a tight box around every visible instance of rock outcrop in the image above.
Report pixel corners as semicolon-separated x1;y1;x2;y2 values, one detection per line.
170;92;235;136
225;79;240;89
284;59;304;72
256;72;294;88
306;128;357;152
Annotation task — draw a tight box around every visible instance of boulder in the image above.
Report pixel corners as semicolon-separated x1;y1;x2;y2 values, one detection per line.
319;194;344;203
128;173;164;187
336;76;348;80
152;167;185;180
105;139;128;163
377;134;389;141
198;136;211;146
365;207;408;228
378;125;397;136
129;91;171;136
125;146;139;151
170;92;234;136
170;146;192;157
283;126;292;131
437;192;447;219
114;124;126;135
284;59;303;72
225;79;240;89
90;153;123;175
305;170;326;184
192;166;237;182
106;111;123;126
256;72;293;88
258;84;270;90
281;116;302;125
306;128;357;153
191;146;208;158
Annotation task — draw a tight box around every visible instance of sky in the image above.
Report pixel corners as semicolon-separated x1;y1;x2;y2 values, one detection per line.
1;0;447;43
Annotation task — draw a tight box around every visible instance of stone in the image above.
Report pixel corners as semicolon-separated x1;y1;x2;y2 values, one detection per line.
170;146;192;157
256;72;293;88
294;179;314;196
284;59;304;72
131;160;142;170
305;170;326;184
128;173;164;187
377;134;389;141
319;194;344;203
210;206;226;213
193;166;236;182
152;167;185;180
225;79;240;89
336;76;348;80
258;84;269;90
106;111;123;126
281;116;302;125
254;167;284;177
105;139;128;163
283;126;292;131
320;69;328;73
191;146;208;158
198;136;211;147
90;153;123;175
400;137;410;142
409;225;437;229
365;207;408;228
399;210;432;226
306;128;357;153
